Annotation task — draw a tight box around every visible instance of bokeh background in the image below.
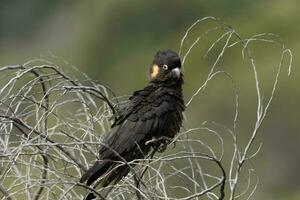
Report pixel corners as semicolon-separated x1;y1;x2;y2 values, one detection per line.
0;1;299;199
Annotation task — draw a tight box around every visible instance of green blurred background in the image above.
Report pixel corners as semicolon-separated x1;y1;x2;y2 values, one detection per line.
0;0;299;199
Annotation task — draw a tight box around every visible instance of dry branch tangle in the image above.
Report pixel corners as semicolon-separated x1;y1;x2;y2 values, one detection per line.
0;18;292;200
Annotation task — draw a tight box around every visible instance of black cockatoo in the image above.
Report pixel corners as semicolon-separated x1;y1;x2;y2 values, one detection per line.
80;50;184;199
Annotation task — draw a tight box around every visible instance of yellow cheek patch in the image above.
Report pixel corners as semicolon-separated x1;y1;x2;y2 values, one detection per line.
151;64;160;79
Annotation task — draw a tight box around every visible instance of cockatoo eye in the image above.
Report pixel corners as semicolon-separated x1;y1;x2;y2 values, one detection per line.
162;64;168;70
